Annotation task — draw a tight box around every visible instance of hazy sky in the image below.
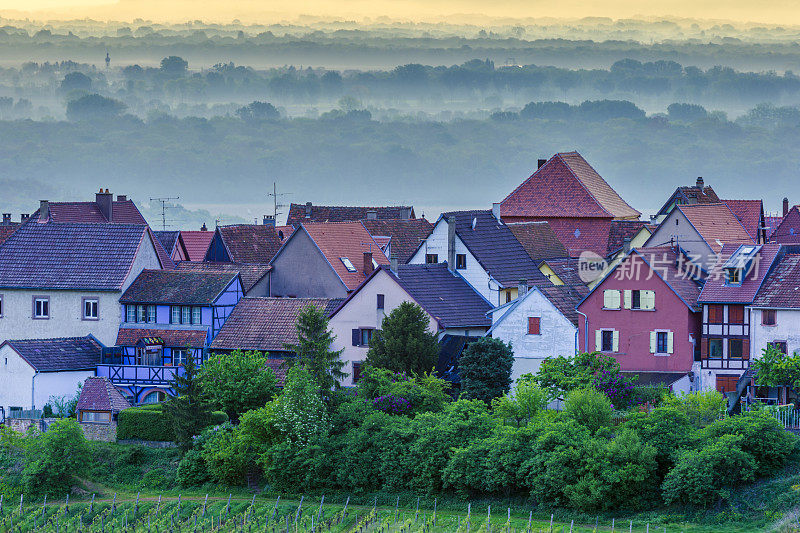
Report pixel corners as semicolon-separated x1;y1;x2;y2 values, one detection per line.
3;0;800;25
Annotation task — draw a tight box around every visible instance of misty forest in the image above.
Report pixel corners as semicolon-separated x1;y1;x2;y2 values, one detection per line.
1;16;800;226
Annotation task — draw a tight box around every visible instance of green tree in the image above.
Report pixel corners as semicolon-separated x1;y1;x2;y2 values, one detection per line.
236;101;279;122
752;344;800;390
164;353;213;449
491;373;547;426
284;304;345;394
22;418;91;495
66;94;126;121
365;302;438;374
266;366;330;447
160;55;188;75
198;350;278;420
563;388;613;432
459;337;514;403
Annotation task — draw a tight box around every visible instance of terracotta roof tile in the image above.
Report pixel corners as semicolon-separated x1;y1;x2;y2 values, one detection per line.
771;207;800;245
210;297;343;352
677;203;755;253
3;335;103;372
678;185;720;204
120;269;238;305
765;216;783;239
175;261;270;294
179;231;214;261
500;151;640;219
543;217;613;257
753;253;800;308
506;221;568;260
217;224;283;263
362;219;434;263
699;243;782;304
300;222;390;291
537;284;589;326
76;376;131;413
723;200;764;243
0;224;20;245
286;204;414;226
116;327;208;348
607;220;648;255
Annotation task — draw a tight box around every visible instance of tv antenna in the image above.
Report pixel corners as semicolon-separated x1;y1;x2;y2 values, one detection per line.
267;182;290;223
149;196;180;230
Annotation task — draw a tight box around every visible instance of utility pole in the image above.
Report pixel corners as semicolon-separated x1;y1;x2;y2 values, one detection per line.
267;182;289;223
149;197;180;230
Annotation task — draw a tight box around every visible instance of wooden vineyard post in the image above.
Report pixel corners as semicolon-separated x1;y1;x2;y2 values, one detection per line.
226;493;232;522
1;493;4;514
317;495;324;522
65;494;69;512
570;519;574;533
295;495;303;524
202;493;209;518
611;518;615;532
467;503;471;533
549;513;554;533
414;497;419;523
487;505;490;532
177;493;182;520
19;493;23;514
42;494;47;519
135;492;140;518
527;511;532;533
629;520;633;532
270;496;281;522
90;493;95;514
394;496;399;524
156;494;162;518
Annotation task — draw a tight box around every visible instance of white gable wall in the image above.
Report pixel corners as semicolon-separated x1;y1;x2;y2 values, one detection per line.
408;219;501;305
489;289;577;383
645;209;716;269
329;269;439;387
750;308;800;358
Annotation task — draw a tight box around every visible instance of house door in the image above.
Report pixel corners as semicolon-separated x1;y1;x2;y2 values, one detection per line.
716;374;739;394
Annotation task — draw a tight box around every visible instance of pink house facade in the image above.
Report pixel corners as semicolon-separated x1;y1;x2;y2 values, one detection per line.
577;246;703;392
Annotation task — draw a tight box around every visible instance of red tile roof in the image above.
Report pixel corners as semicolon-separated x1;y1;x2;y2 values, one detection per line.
217;225;284;263
76;376;131;413
723;200;764;243
0;224;19;245
699;243;782;303
300;222;390;291
765;216;783;239
543;217;613;257
362;218;434;263
275;225;294;242
507;221;568;260
771;206;800;245
116;328;208;348
180;231;214;261
500;151;640;219
753;253;800;308
174;261;271;294
677;203;755;253
606;220;648;255
286;203;414;226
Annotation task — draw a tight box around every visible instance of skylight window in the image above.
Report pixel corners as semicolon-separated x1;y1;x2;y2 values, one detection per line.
340;257;356;272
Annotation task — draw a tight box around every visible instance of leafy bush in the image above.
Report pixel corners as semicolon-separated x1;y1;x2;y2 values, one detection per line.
373;395;411;415
176;449;210;487
140;468;171;490
199;422;249;485
458;337;514;403
269;366;330;446
117;404;227;442
22;418;91;495
365;302;439;374
358;367;450;415
663;390;726;427
491;374;547;426
563;388;613;432
199;350;279;420
590;369;634;408
534;352;621;400
623;405;698;476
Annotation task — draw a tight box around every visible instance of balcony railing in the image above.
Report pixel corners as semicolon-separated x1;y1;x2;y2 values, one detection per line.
97;364;184;386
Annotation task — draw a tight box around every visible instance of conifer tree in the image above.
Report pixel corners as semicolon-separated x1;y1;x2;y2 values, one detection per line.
284;304;346;395
365;301;438;374
164;351;213;450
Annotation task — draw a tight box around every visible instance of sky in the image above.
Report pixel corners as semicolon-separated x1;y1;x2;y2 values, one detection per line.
3;0;800;25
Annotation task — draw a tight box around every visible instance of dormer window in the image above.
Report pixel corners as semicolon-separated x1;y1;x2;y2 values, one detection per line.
726;268;742;285
340;257;356;272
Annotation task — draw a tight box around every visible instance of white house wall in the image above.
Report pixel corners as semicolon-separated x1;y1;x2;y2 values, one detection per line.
751;308;800;358
646;210;716;269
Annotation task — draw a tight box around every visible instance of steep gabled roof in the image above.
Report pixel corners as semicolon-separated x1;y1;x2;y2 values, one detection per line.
0;222;150;290
607;220;648;255
210;297;343;352
116;328;208;348
440;210;550;287
120;269;239;305
154;231;181;257
362;218;434;264
2;335;103;372
286;203;415;226
174;261;271;294
179;230;215;261
655;183;720;217
771;206;800;245
765;216;783;239
506;221;568;261
76;376;131;413
723;200;764;243
500;151;640;219
699;243;782;304
297;222;390;291
677;203;755;253
214;224;284;263
752;253;800;309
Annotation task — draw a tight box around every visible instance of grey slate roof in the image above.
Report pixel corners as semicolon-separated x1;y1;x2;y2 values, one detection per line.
154;231;180;255
3;336;103;372
0;222;148;290
120;269;239;305
76;376;131;413
441;210;550;287
393;264;492;328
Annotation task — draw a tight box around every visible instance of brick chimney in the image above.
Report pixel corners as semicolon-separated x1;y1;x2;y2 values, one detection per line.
262;215;275;227
304;202;312;218
447;216;456;272
784;197;790;217
39;200;49;222
117;194;127;202
1;213;10;225
200;222;207;231
363;251;374;276
538;158;547;169
20;214;29;223
96;188;113;222
696;177;704;189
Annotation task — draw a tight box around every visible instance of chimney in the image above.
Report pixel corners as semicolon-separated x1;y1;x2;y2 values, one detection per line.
390;255;398;273
447;216;456;272
96;188;113;222
39;200;49;221
492;202;502;223
537;158;547;169
401;207;411;220
365;210;377;220
696;177;704;189
262;215;275;226
2;213;10;225
784;197;790;217
117;194;127;202
518;279;528;298
20;214;29;223
304;201;312;218
623;236;632;254
363;251;374;276
200;222;208;231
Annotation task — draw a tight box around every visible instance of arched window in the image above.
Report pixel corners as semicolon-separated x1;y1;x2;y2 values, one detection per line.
141;390;165;404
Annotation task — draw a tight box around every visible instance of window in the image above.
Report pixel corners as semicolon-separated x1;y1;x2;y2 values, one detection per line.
425;254;438;264
656;332;668;353
769;341;788;355
0;294;3;317
138;304;147;323
626;290;655;310
603;290;621;309
126;305;136;323
726;268;742;285
708;338;723;358
352;362;363;383
173;349;189;366
505;291;512;303
455;254;467;270
171;306;181;324
141;391;165;404
708;305;724;324
340;257;357;272
352;328;374;346
377;294;385;310
147;305;156;323
33;297;49;319
136;346;162;366
729;339;744;359
80;411;111;423
763;309;777;326
631;290;641;309
527;316;541;335
728;305;745;324
192;307;201;325
601;330;615;352
182;306;191;325
82;298;99;320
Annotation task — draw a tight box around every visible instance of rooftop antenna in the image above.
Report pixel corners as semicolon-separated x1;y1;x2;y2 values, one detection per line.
267;181;290;223
149;196;180;230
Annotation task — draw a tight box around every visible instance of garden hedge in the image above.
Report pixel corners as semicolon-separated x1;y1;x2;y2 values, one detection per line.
117;405;227;442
